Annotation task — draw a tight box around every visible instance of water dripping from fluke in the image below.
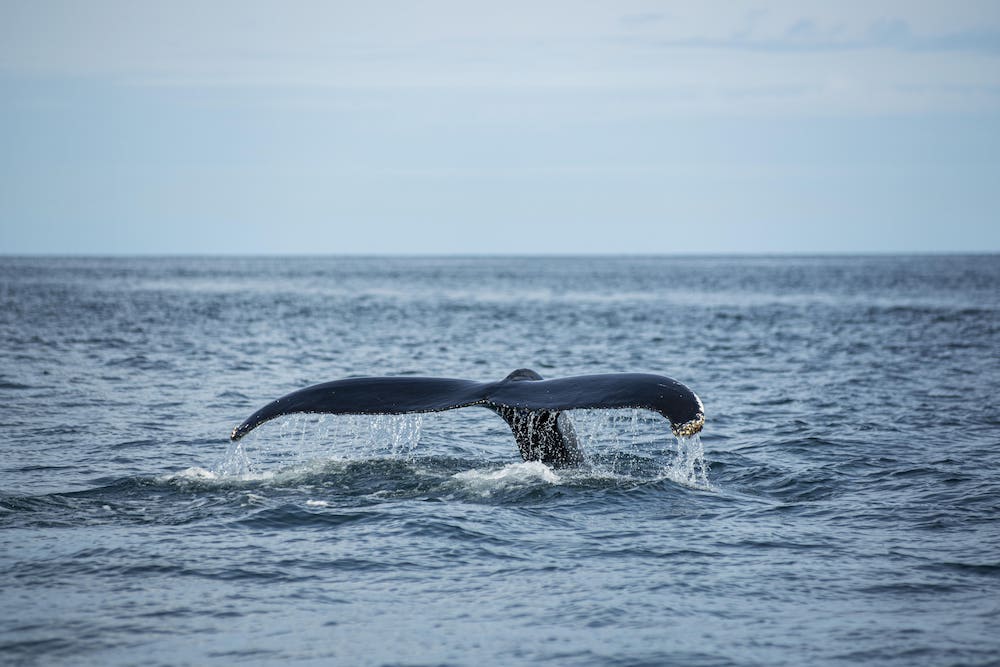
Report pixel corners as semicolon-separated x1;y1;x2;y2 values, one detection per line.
211;413;424;480
662;433;714;491
211;406;714;493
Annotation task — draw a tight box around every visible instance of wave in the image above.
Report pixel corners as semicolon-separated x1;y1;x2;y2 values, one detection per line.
1;408;718;532
0;445;716;532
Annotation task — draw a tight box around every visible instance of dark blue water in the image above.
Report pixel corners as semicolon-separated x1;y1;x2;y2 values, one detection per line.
2;256;998;666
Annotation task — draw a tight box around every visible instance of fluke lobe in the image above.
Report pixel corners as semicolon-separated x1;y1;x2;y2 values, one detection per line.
230;369;705;466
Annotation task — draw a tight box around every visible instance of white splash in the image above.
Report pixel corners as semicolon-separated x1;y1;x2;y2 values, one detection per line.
159;465;279;487
662;433;714;491
204;409;712;492
212;413;423;478
566;409;715;490
450;461;560;496
214;438;251;477
160;466;219;482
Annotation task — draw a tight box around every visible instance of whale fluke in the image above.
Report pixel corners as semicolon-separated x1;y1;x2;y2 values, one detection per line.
230;369;704;466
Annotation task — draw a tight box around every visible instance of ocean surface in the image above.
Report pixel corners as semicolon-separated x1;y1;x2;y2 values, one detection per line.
1;255;998;667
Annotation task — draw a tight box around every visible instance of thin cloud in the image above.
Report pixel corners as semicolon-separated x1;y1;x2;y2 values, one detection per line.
654;18;1000;55
620;12;667;28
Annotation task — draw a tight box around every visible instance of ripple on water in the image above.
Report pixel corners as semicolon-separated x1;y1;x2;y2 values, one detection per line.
3;255;999;667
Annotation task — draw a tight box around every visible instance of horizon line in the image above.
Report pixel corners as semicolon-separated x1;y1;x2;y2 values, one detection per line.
2;250;997;259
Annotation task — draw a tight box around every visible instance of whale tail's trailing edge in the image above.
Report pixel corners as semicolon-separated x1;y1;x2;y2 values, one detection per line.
230;369;705;466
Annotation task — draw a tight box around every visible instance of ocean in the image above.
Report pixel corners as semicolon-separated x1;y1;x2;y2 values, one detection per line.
1;255;998;666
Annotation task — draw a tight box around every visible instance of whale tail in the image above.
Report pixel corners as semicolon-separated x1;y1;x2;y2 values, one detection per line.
230;368;703;466
487;406;582;465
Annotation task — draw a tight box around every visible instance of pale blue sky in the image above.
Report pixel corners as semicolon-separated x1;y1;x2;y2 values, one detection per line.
1;1;998;254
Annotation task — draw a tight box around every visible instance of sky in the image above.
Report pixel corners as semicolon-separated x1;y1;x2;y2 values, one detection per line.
1;0;999;254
